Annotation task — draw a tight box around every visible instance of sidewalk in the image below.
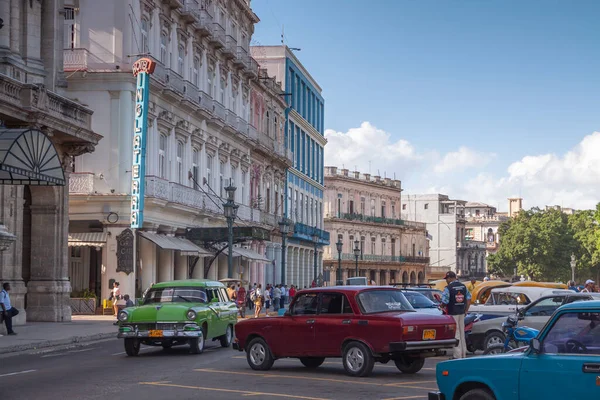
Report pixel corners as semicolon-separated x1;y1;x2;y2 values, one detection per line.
0;315;117;356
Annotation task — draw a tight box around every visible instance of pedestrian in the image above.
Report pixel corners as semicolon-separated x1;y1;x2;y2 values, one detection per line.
466;278;477;294
289;285;297;300
247;285;254;311
273;284;281;312
253;284;263;318
263;285;271;317
280;284;287;308
581;280;595;293
227;284;236;301
568;281;578;292
440;271;471;359
0;282;19;335
124;294;134;308
237;285;246;318
111;282;121;316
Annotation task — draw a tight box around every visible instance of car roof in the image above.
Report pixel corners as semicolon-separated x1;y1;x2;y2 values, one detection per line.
298;285;403;295
490;286;572;296
151;279;225;289
558;300;600;311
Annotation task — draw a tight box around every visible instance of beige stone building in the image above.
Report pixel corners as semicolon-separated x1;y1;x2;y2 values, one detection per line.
322;167;429;285
0;1;101;324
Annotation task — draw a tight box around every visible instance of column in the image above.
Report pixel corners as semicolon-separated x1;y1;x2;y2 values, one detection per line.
274;244;282;284
0;0;10;50
265;244;274;284
385;269;391;286
293;248;300;287
258;243;266;286
158;249;173;282
191;257;204;279
342;268;348;283
174;252;187;280
170;22;178;69
139;236;157;293
118;90;134;194
10;0;20;54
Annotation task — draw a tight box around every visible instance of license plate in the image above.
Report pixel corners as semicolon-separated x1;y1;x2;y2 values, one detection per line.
149;330;163;338
423;329;436;340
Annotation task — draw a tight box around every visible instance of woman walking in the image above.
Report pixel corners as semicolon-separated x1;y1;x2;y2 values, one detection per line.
253;284;264;318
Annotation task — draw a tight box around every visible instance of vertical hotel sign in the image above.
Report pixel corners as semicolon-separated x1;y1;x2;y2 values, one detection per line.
130;58;155;229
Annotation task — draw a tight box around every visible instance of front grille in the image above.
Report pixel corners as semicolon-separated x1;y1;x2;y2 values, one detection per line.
131;323;188;331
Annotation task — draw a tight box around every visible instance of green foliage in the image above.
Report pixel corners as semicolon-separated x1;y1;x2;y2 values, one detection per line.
70;289;97;299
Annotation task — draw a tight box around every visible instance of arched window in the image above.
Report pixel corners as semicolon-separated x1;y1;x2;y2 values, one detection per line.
177;45;185;75
192;148;199;189
160;32;168;64
487;228;495;243
159;134;167;179
141;19;149;53
176;141;184;184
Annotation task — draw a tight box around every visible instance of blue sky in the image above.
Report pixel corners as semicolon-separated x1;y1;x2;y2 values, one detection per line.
251;0;600;210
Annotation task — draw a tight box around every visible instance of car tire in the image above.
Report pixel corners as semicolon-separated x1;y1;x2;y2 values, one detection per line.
124;338;140;356
483;331;505;351
161;342;172;350
394;357;425;374
300;357;325;368
189;331;205;355
220;324;233;348
459;388;496;400
342;341;375;377
466;344;477;354
246;337;275;371
483;343;507;355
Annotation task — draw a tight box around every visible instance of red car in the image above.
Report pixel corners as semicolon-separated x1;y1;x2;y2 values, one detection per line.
233;286;458;377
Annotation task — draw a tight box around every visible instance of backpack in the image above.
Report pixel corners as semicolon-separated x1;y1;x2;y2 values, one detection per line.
250;289;256;301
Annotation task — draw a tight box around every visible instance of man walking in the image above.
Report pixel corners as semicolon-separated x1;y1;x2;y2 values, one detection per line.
1;282;19;335
273;285;281;312
441;272;471;359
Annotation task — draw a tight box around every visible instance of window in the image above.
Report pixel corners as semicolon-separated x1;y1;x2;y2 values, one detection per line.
266;111;271;136
159;134;167;179
177;45;185;75
381;201;386;218
231;90;237;113
207;67;214;96
219;160;225;197
291;293;318;315
360;236;365;256
144;287;207;304
63;7;76;49
370;199;375;217
160;32;168;64
176;141;184;184
391;238;396;257
192;57;200;87
192;148;199;190
424;203;429;210
542;312;600;355
381;238;386;255
220;78;226;104
475;209;480;216
360;197;365;215
371;237;376;254
319;293;353;314
525;297;565;317
206;155;213;188
349;200;354;214
391;202;396;218
402;204;407;210
357;290;413;314
241;171;247;204
140;18;149;53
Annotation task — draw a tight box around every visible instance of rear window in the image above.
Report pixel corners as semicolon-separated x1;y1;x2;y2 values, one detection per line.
357;289;414;314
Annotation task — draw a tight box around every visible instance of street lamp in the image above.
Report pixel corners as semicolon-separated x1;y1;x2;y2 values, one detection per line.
335;239;343;285
223;180;238;279
353;240;360;277
312;227;319;286
570;254;576;283
279;218;291;285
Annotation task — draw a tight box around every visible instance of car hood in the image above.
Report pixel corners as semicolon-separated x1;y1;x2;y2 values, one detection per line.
124;303;197;323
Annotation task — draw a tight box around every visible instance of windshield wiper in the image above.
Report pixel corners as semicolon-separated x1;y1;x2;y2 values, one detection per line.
176;295;192;303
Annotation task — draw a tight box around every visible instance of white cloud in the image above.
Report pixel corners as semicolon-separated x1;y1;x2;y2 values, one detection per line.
324;121;600;211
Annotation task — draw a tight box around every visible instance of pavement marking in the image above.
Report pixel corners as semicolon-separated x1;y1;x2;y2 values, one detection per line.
139;381;330;400
231;357;435;371
195;368;433;389
111;347;154;356
0;369;37;378
69;347;97;353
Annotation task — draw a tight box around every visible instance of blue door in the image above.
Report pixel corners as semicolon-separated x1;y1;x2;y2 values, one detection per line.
519;310;600;399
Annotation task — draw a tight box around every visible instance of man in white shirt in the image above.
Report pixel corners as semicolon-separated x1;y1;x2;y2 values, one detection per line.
273;285;281;312
280;285;287;308
581;279;595;293
1;283;19;335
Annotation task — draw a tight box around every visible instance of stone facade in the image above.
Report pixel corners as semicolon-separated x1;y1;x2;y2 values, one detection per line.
323;167;429;285
0;0;101;323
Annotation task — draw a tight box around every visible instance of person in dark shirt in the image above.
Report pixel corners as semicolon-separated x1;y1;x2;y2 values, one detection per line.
123;294;134;308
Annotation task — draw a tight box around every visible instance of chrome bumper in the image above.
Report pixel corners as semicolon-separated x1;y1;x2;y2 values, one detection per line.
117;328;202;339
389;339;458;352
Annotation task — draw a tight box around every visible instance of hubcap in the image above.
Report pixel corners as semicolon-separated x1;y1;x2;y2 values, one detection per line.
488;347;504;355
226;327;232;343
249;343;266;365
346;347;364;372
198;334;204;351
487;336;503;347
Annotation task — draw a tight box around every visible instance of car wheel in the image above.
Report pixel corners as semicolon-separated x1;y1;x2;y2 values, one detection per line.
189;331;205;354
124;338;140;356
342;341;375;377
246;337;275;371
220;324;233;348
300;357;325;368
466;344;477;354
394;357;425;374
483;331;505;350
161;342;172;350
459;388;496;400
483;343;507;355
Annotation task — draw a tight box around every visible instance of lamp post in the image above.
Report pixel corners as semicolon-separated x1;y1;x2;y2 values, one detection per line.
279;218;291;285
353;240;360;277
335;239;343;285
570;254;576;283
312;227;319;286
223;180;238;279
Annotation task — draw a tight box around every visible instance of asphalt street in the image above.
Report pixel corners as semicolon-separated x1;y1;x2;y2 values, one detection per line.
0;338;443;400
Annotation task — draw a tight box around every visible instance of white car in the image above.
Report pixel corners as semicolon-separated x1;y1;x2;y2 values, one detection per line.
469;286;573;316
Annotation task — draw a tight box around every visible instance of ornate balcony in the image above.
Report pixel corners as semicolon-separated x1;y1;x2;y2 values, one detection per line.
209;23;226;48
69;173;95;194
64;48;89;71
292;222;330;245
244;57;259;78
212;100;227;121
198;90;213;114
192;8;213;36
236;47;249;69
182;81;200;109
330;213;427;230
338;253;430;264
248;124;258;141
222;35;237;59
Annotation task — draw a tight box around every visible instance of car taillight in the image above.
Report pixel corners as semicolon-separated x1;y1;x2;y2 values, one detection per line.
446;324;456;332
403;325;415;334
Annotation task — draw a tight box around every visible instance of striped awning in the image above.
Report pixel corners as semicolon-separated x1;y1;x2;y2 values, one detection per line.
139;231;212;257
68;232;108;247
232;247;270;263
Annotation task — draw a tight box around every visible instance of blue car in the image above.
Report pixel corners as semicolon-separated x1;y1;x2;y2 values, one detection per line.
429;300;600;400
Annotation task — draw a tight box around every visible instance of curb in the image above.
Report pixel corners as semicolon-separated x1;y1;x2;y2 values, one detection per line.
0;332;116;356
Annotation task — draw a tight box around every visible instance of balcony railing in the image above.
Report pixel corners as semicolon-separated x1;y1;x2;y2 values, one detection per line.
337;253;430;264
223;35;237;58
64;48;89;71
244;57;259;78
225;110;237;128
292;222;330;244
236;117;248;137
248;124;258;141
212;100;226;121
334;213;426;230
237;47;249;68
69;173;95;194
258;131;275;150
210;23;226;48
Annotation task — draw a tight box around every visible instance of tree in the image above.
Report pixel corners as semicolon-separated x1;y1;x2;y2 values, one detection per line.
568;207;600;283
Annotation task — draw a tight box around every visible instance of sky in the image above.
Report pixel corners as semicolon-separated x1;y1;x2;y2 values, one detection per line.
250;0;600;211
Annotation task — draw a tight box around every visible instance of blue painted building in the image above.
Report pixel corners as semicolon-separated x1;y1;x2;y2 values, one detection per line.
251;46;329;287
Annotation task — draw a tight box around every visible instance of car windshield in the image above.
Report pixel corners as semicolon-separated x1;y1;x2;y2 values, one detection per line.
143;287;207;304
403;291;437;308
357;289;414;314
485;292;530;305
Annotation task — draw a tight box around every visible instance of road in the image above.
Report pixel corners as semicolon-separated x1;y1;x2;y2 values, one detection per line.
0;339;443;400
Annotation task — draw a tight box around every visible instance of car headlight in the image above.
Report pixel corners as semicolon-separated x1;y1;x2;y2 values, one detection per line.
118;310;129;322
186;310;197;321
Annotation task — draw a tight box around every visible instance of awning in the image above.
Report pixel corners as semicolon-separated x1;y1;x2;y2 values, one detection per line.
68;232;108;247
232;247;270;263
0;129;66;185
139;231;212;257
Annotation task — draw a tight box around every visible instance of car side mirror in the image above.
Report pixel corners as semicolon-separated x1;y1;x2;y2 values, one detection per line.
531;338;541;353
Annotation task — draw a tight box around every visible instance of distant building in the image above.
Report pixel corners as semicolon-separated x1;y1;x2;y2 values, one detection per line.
509;197;523;217
323;167;430;285
545;205;576;215
465;201;511;262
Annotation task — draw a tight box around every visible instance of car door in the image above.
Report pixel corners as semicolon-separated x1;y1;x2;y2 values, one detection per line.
205;287;223;338
277;293;318;356
217;287;237;326
313;292;354;356
519;310;600;399
520;296;565;331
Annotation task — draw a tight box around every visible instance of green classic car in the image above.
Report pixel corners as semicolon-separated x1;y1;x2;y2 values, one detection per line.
117;279;237;356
